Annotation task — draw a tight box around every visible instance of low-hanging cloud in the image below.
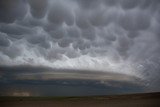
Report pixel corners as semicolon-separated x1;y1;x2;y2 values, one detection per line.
0;0;160;91
0;0;27;23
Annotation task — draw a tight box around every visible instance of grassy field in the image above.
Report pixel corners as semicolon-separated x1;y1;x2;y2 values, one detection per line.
0;92;160;107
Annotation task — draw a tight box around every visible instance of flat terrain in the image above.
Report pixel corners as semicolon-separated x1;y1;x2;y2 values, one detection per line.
0;92;160;107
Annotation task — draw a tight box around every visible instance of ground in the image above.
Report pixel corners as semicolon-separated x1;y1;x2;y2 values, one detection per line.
0;92;160;107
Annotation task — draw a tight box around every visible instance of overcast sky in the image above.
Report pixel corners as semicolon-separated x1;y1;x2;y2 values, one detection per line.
0;0;160;96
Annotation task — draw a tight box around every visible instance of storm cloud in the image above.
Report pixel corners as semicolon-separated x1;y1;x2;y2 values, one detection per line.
0;65;144;96
0;0;160;94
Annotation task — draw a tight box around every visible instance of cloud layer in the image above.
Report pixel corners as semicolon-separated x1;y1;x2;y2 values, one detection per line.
0;65;144;96
0;0;160;91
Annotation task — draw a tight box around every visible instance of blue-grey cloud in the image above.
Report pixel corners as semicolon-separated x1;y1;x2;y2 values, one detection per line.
0;0;27;23
0;33;10;47
28;0;48;18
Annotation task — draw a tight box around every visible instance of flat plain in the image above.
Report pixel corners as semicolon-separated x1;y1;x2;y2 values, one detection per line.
0;92;160;107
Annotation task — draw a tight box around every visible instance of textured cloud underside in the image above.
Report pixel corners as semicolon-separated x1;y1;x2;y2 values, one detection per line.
0;0;160;90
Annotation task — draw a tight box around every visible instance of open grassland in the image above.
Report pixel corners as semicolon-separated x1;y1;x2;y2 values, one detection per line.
0;92;160;107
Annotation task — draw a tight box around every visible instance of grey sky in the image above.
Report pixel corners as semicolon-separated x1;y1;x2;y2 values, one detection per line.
0;0;160;96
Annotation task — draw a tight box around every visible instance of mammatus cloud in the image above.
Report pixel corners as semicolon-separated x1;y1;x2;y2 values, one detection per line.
0;0;160;92
0;0;27;23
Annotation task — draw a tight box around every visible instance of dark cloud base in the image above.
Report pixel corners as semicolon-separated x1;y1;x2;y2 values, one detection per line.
0;79;144;96
0;65;145;96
